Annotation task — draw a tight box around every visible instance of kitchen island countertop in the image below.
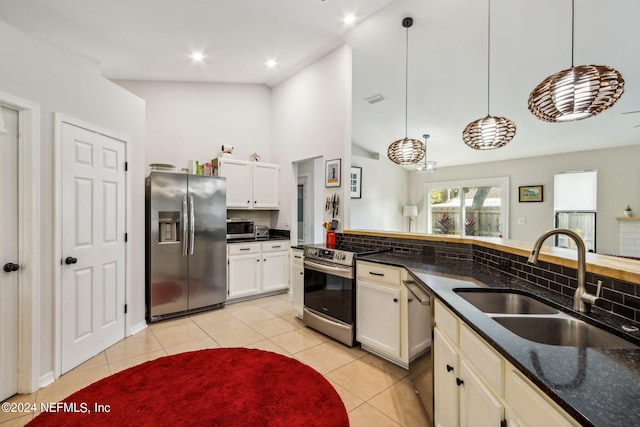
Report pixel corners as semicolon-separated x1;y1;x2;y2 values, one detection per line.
358;252;640;427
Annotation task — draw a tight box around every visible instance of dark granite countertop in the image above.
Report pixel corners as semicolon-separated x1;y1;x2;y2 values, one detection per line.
227;236;291;244
358;253;640;427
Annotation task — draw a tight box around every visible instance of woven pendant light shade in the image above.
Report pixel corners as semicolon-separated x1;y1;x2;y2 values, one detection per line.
462;0;516;151
528;65;624;122
387;17;425;165
388;137;425;165
462;115;516;150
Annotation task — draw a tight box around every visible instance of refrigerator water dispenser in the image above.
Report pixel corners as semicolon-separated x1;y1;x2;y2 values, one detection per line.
158;211;180;243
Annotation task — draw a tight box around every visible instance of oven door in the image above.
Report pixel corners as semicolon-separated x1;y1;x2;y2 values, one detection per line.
303;259;354;324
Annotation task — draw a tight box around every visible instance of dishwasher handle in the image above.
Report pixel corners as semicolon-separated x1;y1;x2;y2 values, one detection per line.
403;279;431;305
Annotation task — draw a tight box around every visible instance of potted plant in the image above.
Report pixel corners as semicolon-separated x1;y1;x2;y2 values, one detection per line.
625;205;633;217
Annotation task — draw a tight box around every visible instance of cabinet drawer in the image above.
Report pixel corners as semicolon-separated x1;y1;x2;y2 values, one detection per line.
434;300;458;345
291;249;304;267
262;241;290;252
356;261;401;286
228;243;260;255
460;323;504;396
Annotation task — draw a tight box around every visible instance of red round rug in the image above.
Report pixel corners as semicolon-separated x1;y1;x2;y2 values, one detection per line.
27;348;349;427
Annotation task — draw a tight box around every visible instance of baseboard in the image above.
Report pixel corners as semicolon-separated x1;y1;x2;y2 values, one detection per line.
39;371;55;389
128;320;148;337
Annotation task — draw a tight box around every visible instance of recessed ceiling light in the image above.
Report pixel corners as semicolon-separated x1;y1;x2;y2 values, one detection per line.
191;52;205;62
266;60;277;68
343;14;356;25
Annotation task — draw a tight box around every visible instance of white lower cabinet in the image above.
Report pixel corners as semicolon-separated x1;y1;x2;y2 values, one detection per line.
459;359;504;427
357;281;401;358
505;366;577;427
227;243;261;299
433;300;579;427
291;248;304;318
434;328;459;427
227;241;290;300
262;251;289;292
356;261;430;369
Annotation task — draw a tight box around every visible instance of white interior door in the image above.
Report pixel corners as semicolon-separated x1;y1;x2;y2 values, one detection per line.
61;122;126;374
0;106;19;400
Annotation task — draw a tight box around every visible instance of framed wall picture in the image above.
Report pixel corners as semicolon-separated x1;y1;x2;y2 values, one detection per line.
350;166;362;199
325;159;341;187
519;185;543;202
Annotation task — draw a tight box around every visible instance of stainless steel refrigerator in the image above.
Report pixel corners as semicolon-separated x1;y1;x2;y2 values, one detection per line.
145;172;227;322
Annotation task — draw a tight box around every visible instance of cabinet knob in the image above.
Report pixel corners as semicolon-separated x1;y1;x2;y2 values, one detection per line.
446;364;454;372
393;298;398;303
3;263;20;272
456;378;464;386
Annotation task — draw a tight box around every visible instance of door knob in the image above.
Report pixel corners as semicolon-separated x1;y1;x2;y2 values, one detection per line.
65;257;78;265
3;263;20;272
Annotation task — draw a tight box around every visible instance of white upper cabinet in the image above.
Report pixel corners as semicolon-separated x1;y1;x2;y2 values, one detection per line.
213;158;279;209
252;162;279;209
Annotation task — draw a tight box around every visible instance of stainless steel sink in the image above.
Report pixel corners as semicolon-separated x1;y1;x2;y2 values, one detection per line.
455;289;559;315
494;316;638;349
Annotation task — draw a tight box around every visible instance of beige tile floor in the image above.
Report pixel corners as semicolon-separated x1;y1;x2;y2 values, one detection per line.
1;294;430;426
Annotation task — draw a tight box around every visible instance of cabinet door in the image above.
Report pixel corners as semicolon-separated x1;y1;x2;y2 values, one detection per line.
262;251;289;292
252;163;279;209
434;328;459;427
356;281;401;358
228;253;260;298
459;359;504;427
292;266;304;317
220;159;252;208
505;367;576;427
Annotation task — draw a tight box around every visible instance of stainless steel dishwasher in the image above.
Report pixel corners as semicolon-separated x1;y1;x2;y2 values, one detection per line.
404;277;434;426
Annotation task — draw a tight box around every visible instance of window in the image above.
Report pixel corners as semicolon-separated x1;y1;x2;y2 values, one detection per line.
554;170;597;252
426;177;509;238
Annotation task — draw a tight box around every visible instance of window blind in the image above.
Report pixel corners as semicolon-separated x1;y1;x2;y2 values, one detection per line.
554;170;597;211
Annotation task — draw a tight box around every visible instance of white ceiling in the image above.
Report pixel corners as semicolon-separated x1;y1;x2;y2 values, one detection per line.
1;0;639;168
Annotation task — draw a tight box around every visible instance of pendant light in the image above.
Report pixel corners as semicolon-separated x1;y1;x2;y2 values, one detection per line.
528;0;624;122
387;17;425;165
415;134;437;173
462;0;516;150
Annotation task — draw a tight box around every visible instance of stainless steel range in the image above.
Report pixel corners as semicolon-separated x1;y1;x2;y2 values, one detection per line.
302;244;388;347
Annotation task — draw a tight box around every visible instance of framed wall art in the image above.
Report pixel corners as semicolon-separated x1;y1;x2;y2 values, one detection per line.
350;166;362;199
325;159;341;187
519;185;543;202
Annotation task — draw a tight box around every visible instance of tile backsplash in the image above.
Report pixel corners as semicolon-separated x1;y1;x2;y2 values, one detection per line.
340;233;640;324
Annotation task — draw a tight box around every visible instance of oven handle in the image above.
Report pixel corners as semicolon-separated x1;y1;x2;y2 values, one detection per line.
304;260;353;279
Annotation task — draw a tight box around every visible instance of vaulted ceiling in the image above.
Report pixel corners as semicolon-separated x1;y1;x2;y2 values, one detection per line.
1;0;638;167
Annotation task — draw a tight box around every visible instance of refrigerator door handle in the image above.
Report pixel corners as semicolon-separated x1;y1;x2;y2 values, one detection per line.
189;195;195;255
182;195;189;256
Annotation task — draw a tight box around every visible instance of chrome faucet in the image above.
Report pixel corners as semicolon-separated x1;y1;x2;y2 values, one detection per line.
528;229;601;313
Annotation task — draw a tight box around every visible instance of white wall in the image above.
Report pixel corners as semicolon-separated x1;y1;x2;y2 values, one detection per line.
271;45;353;239
405;145;640;255
0;19;146;383
350;155;409;231
114;80;272;170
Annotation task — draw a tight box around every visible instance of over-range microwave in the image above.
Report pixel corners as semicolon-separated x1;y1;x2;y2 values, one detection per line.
226;219;254;240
